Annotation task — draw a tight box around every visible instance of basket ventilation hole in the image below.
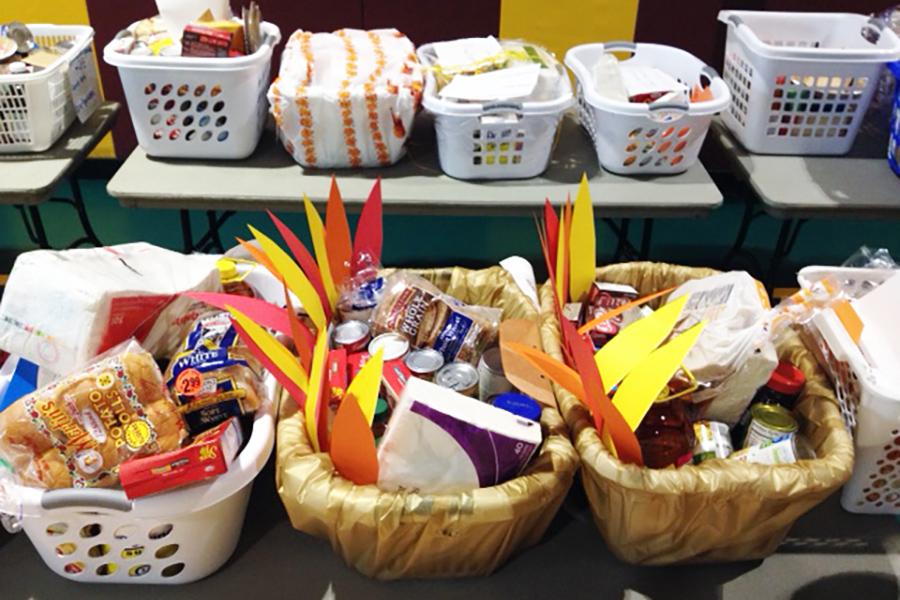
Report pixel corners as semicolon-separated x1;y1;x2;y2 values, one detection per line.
177;84;189;96
148;524;173;540
213;101;225;113
129;565;151;577
165;115;177;126
198;101;209;113
147;98;158;110
169;129;181;141
164;99;175;111
46;522;68;536
673;140;687;153
161;563;185;578
639;155;653;167
113;525;137;540
180;100;192;112
217;130;229;142
623;155;636;167
216;116;227;127
186;129;197;141
144;83;156;95
64;562;85;575
671;154;684;166
155;544;179;559
183;115;194;126
96;563;118;576
211;85;222;97
661;126;674;138
161;84;172;96
194;84;206;96
89;544;110;558
121;544;145;559
150;114;161;126
627;127;642;139
79;523;101;538
657;140;672;153
202;131;213;142
55;543;77;556
677;127;691;138
644;128;658;138
199;115;211;127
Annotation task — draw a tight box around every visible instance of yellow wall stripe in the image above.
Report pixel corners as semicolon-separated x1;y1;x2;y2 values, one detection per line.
499;0;639;65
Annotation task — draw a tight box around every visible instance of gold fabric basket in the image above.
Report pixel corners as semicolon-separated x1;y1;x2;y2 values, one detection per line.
277;267;579;579
539;262;854;564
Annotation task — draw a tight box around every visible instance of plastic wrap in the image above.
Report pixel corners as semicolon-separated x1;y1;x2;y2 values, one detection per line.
268;28;423;168
0;339;187;489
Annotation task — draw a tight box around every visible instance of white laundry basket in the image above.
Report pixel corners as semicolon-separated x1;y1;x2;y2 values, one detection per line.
103;22;281;159
719;10;900;156
417;43;573;179
0;25;95;154
797;266;900;515
565;42;730;175
1;380;277;584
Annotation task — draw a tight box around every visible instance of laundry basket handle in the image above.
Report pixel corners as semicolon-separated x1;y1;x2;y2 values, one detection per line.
41;488;133;512
602;41;637;54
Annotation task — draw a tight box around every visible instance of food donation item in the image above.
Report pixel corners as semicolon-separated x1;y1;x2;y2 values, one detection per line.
371;272;501;364
742;403;799;449
730;434;811;465
119;416;242;498
404;348;444;381
333;320;371;353
0;243;221;376
492;392;542;422
368;332;409;362
752;361;805;411
668;271;778;424
0;340;186;489
165;311;263;435
692;420;733;464
580;282;643;348
634;397;695;469
268;28;423;168
377;377;542;493
477;346;512;401
435;361;479;397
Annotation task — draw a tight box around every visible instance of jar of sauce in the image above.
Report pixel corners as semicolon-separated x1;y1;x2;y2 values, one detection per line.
635;397;695;469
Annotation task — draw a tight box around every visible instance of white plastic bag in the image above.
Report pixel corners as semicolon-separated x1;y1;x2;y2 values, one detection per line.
0;243;221;375
669;271;778;424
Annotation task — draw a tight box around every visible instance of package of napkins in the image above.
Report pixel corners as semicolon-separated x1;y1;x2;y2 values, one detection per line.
377;377;542;494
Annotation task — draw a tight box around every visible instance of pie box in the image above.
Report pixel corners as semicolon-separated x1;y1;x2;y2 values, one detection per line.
119;416;243;499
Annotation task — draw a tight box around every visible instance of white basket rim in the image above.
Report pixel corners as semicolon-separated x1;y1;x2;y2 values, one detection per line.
719;10;900;63
103;21;281;71
0;24;94;84
565;42;731;118
416;42;574;117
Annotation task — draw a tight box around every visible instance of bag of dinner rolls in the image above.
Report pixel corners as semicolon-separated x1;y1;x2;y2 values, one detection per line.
0;340;186;489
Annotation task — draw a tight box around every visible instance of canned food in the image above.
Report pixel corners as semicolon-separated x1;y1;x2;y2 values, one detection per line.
692;421;733;464
743;403;799;448
731;434;806;465
405;348;444;381
435;361;479;397
477;346;512;402
333;320;371;353
368;332;410;362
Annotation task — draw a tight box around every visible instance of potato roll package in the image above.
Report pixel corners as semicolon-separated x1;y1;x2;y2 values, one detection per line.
0;340;186;489
165;311;263;435
268;28;423;168
371;272;501;364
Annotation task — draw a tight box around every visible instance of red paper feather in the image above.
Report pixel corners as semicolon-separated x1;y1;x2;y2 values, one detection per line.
352;178;383;272
267;210;333;322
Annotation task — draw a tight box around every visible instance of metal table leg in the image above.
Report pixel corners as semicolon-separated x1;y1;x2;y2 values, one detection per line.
180;210;195;253
15;205;51;249
602;218;654;262
765;218;808;289
639;219;654;260
180;209;236;253
721;190;765;277
49;175;103;248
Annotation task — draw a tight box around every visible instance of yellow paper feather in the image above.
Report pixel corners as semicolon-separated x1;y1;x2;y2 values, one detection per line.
613;322;706;431
303;194;339;311
227;306;309;392
343;348;384;426
304;330;329;452
248;225;327;332
568;174;596;302
554;207;567;305
594;295;688;392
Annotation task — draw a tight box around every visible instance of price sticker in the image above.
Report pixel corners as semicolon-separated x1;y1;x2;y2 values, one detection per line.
175;368;203;397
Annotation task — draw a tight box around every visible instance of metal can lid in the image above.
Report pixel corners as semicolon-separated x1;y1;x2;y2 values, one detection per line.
750;403;798;432
405;348;444;374
435;361;479;391
334;320;370;346
368;332;410;362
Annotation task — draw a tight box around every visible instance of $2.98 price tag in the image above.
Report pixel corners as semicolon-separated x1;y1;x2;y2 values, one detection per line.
175;368;204;397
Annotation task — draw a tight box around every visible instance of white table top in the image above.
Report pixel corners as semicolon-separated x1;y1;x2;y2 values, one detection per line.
0;102;119;205
711;118;900;219
108;115;723;217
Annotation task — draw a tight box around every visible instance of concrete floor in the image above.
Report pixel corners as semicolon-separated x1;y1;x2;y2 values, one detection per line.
1;457;898;600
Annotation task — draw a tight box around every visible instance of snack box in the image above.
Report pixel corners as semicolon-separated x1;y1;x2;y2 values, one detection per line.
119;417;243;499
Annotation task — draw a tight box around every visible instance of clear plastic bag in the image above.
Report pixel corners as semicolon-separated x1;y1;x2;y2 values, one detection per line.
0;339;186;489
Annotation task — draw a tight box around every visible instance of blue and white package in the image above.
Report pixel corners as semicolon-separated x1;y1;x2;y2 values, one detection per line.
377;378;542;494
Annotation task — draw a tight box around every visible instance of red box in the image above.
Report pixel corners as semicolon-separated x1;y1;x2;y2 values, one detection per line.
119;417;243;499
327;348;348;406
348;351;371;380
382;359;411;407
